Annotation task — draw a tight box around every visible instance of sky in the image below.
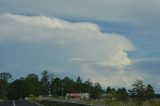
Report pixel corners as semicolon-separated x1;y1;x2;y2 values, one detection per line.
0;0;160;92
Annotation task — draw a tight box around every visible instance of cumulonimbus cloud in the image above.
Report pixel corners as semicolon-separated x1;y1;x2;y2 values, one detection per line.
0;13;134;67
0;13;137;87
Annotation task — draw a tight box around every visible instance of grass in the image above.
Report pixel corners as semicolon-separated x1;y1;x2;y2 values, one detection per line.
27;96;160;106
79;98;160;106
0;99;4;102
28;96;38;101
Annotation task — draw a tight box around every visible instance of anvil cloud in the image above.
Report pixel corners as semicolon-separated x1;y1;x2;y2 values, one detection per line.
0;14;138;87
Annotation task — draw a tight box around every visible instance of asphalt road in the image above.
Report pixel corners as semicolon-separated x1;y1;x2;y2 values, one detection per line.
0;100;44;106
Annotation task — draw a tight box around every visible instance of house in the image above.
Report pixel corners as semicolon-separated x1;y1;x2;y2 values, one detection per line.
66;93;89;99
66;93;81;99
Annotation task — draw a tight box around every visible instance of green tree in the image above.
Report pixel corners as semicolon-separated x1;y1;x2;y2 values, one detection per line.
0;80;8;99
75;76;83;93
90;82;103;99
76;76;82;84
104;87;116;105
106;86;112;93
0;72;12;81
62;77;75;95
40;70;50;96
129;80;146;106
0;72;12;99
25;74;40;96
40;70;55;96
145;84;155;100
115;87;128;102
51;77;62;96
8;78;28;99
81;80;90;93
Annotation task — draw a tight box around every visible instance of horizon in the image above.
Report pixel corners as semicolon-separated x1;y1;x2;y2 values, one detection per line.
2;71;159;94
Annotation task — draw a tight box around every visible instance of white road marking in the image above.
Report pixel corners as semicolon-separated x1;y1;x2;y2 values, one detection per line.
13;100;16;106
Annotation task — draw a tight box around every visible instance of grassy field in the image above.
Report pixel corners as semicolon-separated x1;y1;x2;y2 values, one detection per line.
73;98;160;106
0;99;4;103
28;97;160;106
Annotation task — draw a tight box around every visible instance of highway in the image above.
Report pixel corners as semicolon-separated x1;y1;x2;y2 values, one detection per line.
0;100;44;106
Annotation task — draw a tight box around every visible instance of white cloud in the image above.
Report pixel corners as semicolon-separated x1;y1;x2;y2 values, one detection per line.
75;63;144;88
0;13;135;67
133;57;160;63
0;13;138;87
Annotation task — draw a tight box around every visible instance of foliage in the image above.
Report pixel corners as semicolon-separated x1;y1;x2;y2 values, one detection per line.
0;72;12;99
51;77;62;96
76;76;82;84
25;74;40;96
40;70;55;96
75;76;83;93
104;87;116;106
106;87;116;94
62;76;75;94
129;80;155;106
115;87;128;102
40;70;50;96
0;72;12;81
106;86;112;93
8;78;28;99
0;80;8;98
145;84;155;100
90;82;103;99
129;80;146;106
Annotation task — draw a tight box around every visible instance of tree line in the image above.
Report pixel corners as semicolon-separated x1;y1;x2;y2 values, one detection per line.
0;71;156;105
0;70;103;99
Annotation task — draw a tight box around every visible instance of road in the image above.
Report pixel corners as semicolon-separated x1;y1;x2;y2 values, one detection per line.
0;100;44;106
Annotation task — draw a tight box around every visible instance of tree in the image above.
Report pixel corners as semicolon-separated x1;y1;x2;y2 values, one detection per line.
48;73;55;96
81;80;90;93
106;87;112;93
0;79;8;99
90;83;103;99
0;72;12;81
75;76;83;93
25;74;40;96
40;70;55;96
62;76;75;95
129;80;146;106
8;78;28;99
76;76;82;84
0;72;12;99
51;77;62;96
40;70;50;96
115;88;128;102
145;84;155;100
104;87;116;105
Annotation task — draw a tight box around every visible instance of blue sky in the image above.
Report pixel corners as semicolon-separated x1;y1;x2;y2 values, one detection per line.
0;0;160;92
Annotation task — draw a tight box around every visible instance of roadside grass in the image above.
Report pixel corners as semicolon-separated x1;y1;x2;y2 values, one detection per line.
28;96;38;101
79;98;160;106
27;96;160;106
28;96;43;104
144;100;160;106
0;99;4;102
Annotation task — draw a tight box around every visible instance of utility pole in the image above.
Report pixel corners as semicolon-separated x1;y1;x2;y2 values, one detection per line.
88;79;91;97
89;84;90;98
62;82;64;97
